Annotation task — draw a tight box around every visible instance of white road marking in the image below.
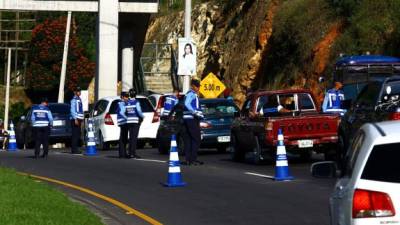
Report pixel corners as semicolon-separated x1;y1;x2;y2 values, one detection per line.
133;158;167;163
244;172;274;179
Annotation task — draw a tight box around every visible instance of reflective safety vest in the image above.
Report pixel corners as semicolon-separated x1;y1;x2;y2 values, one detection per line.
183;90;203;120
31;105;52;127
162;95;178;116
117;101;127;126
324;88;345;113
126;99;140;124
71;95;84;120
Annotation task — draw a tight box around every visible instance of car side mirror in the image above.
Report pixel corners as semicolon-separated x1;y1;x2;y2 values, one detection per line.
311;161;338;178
20;116;26;121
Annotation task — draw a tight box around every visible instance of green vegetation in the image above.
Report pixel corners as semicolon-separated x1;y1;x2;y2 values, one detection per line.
0;168;103;225
331;0;400;57
262;0;336;88
258;0;400;89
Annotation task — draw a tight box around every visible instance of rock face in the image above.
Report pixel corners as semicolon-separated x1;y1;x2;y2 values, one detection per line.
145;0;343;107
146;1;276;106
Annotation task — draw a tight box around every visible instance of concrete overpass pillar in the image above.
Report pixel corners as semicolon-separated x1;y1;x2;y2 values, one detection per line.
96;0;119;100
121;47;134;92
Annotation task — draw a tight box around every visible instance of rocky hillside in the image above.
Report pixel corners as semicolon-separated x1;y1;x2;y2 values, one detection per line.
146;0;400;106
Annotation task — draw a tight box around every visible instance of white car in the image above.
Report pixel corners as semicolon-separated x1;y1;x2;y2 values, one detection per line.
90;96;160;149
312;121;400;225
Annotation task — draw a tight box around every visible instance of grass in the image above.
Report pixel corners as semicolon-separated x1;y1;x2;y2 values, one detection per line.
0;168;103;225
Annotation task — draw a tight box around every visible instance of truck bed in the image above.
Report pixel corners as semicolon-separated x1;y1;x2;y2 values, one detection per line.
264;112;340;147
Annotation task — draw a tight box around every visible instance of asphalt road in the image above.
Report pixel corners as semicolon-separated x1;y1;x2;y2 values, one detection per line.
0;147;336;225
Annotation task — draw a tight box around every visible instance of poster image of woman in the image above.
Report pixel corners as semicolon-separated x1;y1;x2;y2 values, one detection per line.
178;43;196;76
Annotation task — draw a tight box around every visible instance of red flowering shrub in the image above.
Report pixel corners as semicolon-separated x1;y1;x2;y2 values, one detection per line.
26;16;95;92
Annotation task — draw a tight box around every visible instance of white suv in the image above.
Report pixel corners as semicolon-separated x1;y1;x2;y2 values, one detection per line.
312;121;400;225
90;96;160;149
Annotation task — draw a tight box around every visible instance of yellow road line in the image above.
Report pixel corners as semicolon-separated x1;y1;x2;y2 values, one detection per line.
18;172;163;225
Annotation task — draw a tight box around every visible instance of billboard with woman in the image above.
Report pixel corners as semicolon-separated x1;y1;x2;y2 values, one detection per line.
177;38;197;76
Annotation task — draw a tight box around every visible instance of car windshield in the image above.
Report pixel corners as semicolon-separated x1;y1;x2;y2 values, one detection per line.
201;100;238;116
361;143;400;183
48;104;70;115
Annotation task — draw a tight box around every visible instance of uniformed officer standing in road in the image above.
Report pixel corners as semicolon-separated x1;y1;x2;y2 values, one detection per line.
182;79;204;165
161;88;180;118
322;81;346;115
70;87;84;154
31;98;53;158
117;92;129;158
125;89;144;159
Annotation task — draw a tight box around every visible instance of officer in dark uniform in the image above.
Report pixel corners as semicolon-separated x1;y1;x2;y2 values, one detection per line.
70;86;84;154
125;89;144;158
182;79;204;165
117;92;129;158
31;98;53;158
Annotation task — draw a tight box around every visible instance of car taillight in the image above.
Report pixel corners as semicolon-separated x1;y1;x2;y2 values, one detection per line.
389;110;400;120
200;122;212;128
152;112;160;123
352;189;395;218
104;113;114;125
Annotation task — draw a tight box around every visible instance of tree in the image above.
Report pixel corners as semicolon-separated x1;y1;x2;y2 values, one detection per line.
26;16;95;93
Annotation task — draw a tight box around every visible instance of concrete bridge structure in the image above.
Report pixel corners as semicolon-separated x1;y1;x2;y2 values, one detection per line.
1;0;158;100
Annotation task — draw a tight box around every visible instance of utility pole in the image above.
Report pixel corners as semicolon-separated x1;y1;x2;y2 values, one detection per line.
182;0;192;93
4;48;11;130
58;11;72;103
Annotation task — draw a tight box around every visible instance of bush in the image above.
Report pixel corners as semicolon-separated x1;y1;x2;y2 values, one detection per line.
260;0;336;88
331;0;400;59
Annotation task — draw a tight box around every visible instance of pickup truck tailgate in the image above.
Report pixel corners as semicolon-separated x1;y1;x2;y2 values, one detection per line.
266;113;340;146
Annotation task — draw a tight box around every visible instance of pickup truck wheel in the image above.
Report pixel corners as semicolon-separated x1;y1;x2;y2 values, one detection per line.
230;134;245;162
252;137;263;164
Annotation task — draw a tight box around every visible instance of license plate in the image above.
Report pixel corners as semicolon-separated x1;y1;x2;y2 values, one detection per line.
298;140;313;148
53;120;63;126
218;136;230;143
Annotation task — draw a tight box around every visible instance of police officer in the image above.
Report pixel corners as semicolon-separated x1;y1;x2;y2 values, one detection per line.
31;98;53;158
322;81;346;115
182;79;204;165
161;88;180;118
125;89;144;159
117;92;129;158
70;86;84;154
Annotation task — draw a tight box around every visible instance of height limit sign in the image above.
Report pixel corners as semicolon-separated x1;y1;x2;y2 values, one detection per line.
200;73;226;98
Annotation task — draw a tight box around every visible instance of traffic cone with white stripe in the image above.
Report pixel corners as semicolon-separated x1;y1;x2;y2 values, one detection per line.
85;119;97;156
7;121;17;151
163;135;186;187
274;128;294;181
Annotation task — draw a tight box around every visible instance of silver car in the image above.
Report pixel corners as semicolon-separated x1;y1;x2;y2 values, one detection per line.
312;121;400;225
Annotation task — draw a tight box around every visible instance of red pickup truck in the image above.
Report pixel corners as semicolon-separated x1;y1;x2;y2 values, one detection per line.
230;89;340;163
